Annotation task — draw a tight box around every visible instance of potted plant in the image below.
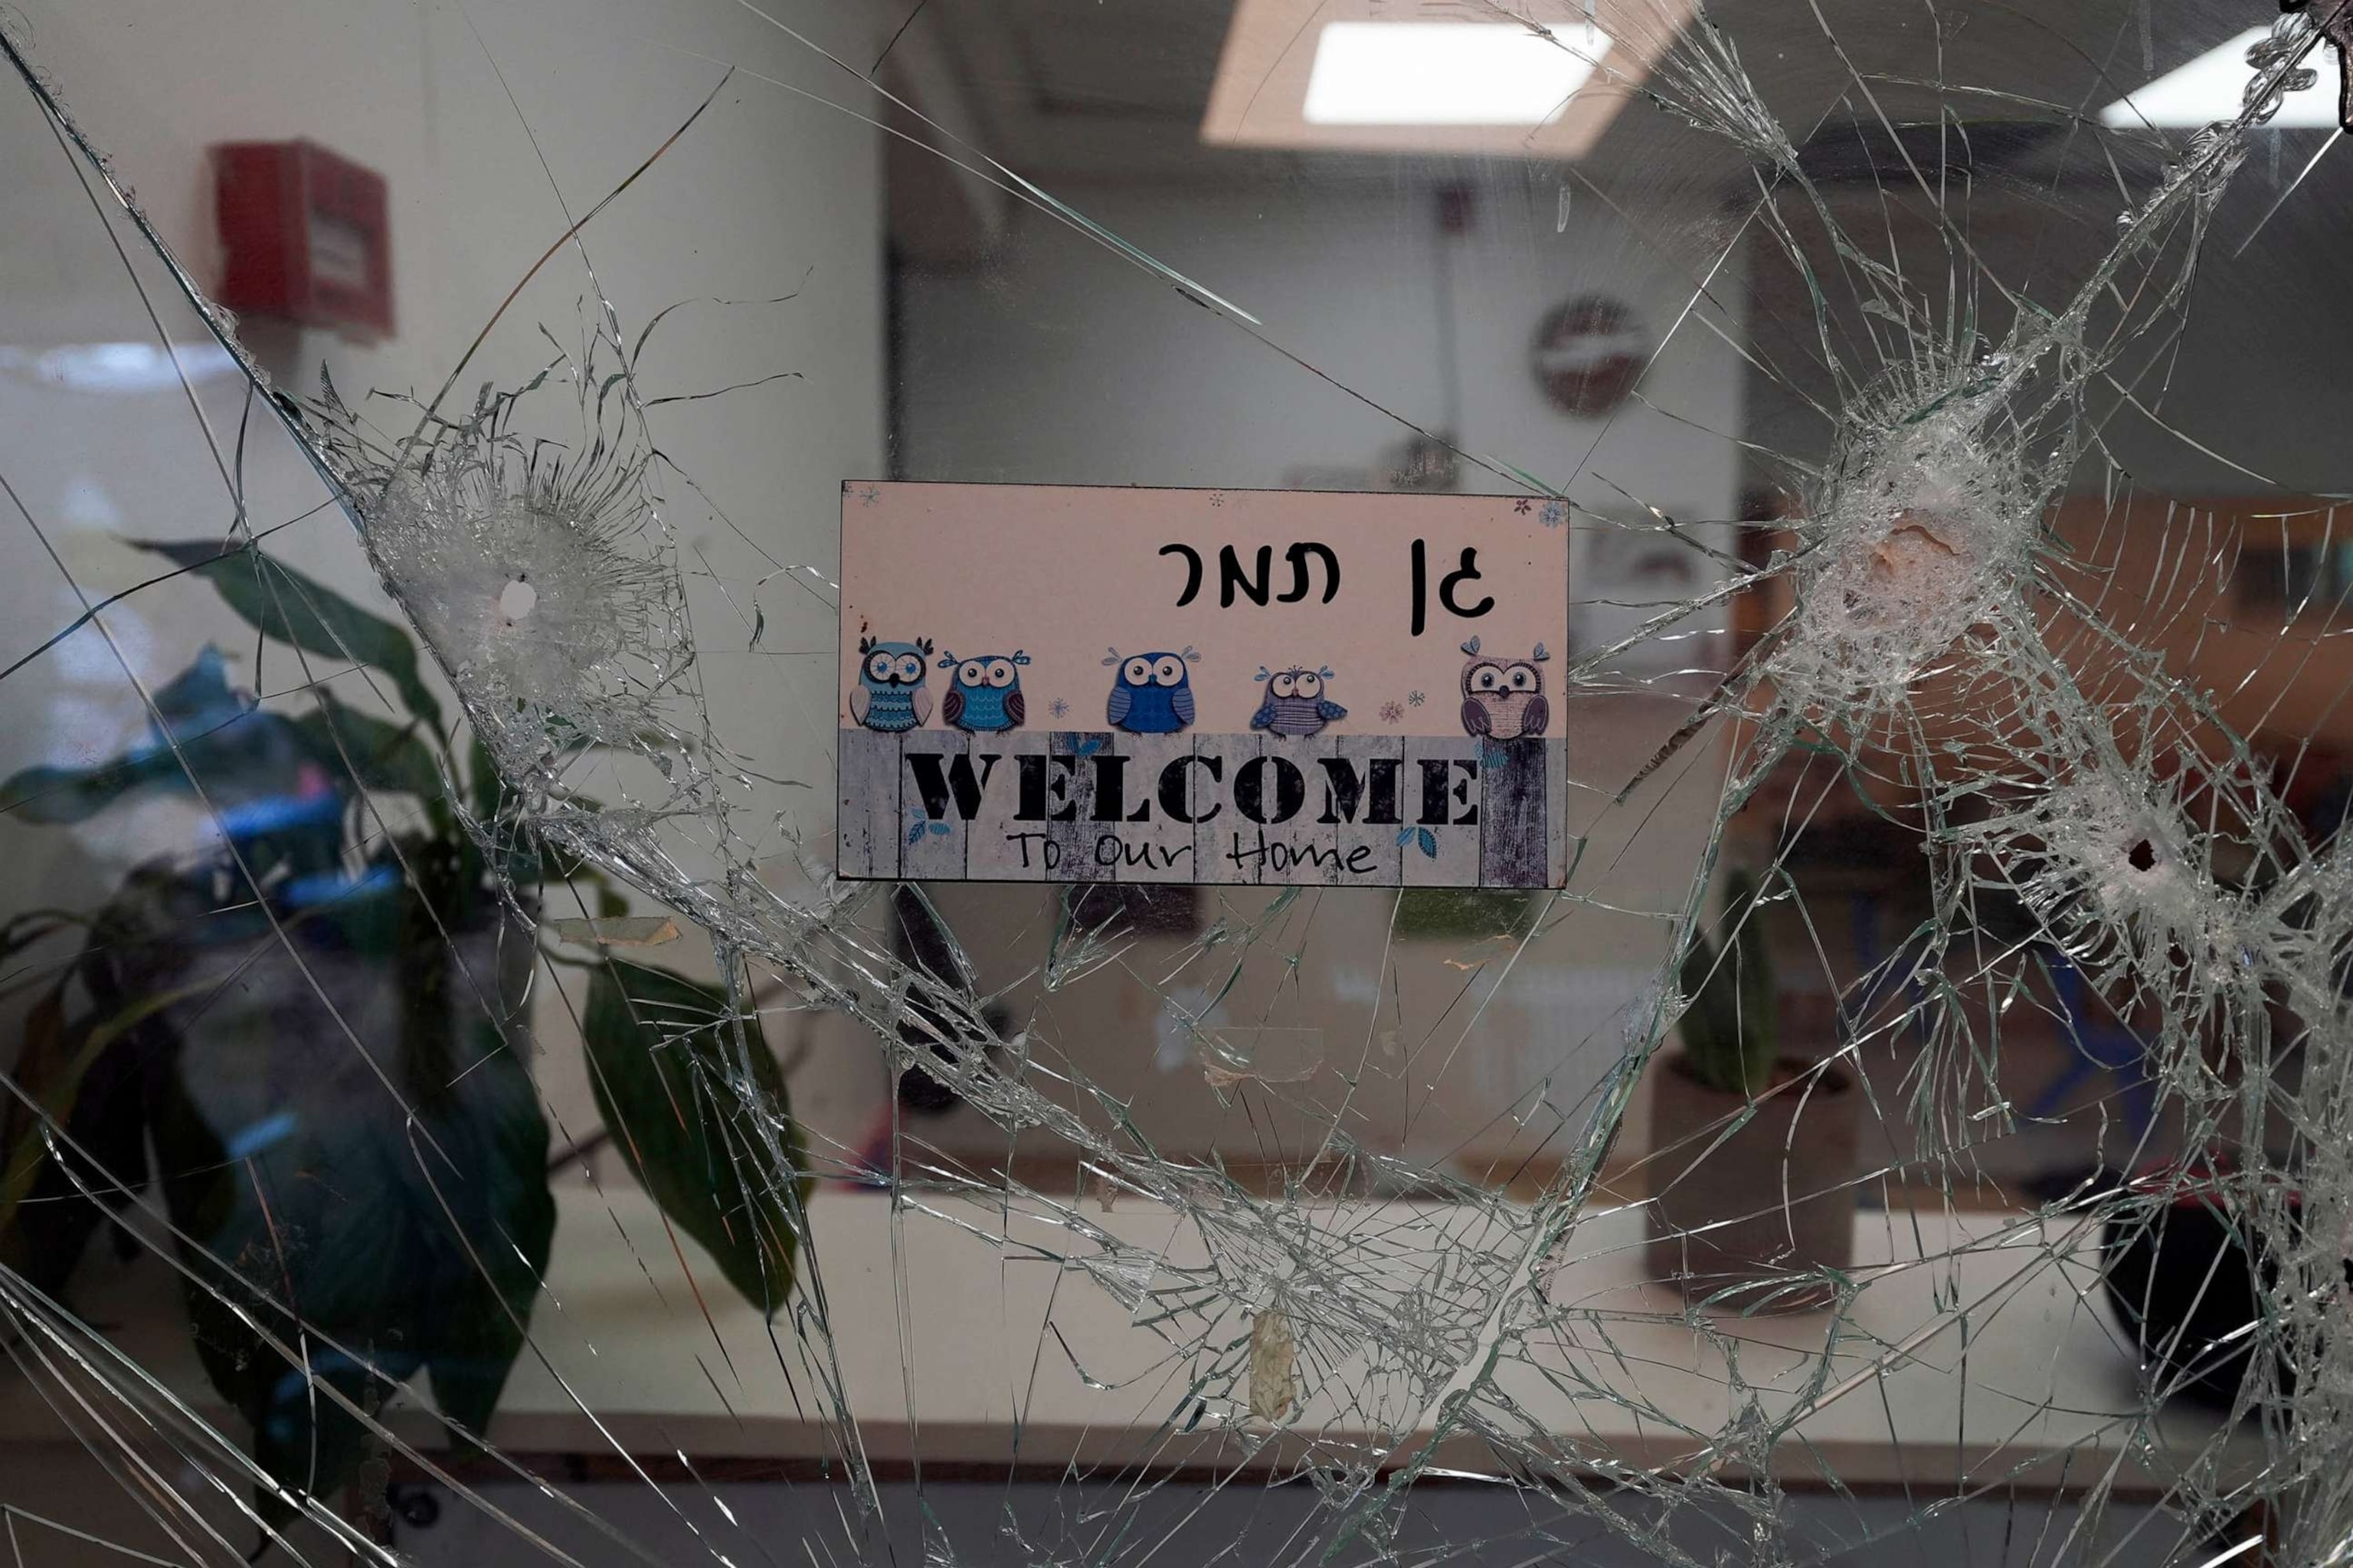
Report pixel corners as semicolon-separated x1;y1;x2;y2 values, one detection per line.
0;537;808;1531
1644;869;1860;1309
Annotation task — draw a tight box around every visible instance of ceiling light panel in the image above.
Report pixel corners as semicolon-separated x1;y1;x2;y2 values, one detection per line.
1201;0;1692;161
1301;22;1608;126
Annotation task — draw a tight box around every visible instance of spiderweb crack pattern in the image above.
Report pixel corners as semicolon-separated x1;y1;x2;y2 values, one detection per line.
2;2;2351;1565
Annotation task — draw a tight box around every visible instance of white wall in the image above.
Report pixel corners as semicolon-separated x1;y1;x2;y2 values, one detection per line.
1738;179;2353;502
899;175;1744;518
0;0;884;1144
885;175;1748;1179
0;0;883;817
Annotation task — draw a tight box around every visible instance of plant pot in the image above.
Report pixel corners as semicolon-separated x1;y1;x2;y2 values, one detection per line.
1643;1053;1861;1311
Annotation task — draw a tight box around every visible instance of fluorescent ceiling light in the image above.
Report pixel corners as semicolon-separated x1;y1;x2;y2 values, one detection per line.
1199;0;1679;160
2100;27;2340;129
1301;22;1608;126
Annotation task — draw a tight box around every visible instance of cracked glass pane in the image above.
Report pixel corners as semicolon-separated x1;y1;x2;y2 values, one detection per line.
1;0;2349;1564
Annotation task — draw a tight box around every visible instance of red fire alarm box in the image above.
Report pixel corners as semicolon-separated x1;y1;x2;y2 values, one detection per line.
211;139;394;341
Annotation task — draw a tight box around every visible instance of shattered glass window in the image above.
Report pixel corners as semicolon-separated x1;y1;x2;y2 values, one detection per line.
2;0;2351;1563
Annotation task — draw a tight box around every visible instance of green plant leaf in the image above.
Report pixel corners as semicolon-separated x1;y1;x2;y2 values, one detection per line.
0;647;260;824
467;730;504;823
0;749;186;824
1676;869;1778;1095
584;959;809;1318
0;980;96;1292
5;934;198;1296
294;692;445;803
0;908;239;1316
1676;917;1741;1093
130;538;443;733
0;971;221;1249
144;900;551;1514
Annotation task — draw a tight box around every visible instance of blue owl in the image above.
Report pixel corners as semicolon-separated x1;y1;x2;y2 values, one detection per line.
940;650;1029;733
1250;664;1347;738
851;635;934;732
1105;646;1198;735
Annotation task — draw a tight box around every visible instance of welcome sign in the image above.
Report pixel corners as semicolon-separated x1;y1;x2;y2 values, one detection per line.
837;482;1570;888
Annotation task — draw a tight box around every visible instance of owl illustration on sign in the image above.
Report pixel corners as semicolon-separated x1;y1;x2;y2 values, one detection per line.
1459;637;1550;740
851;635;934;732
1105;647;1199;734
940;650;1029;734
1250;665;1347;738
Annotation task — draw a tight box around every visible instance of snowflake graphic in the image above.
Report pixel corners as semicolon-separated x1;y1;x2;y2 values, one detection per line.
1407;690;1426;707
1049;696;1071;720
1209;490;1226;508
1538;499;1569;529
853;484;882;506
1379;700;1405;724
1514;498;1533;514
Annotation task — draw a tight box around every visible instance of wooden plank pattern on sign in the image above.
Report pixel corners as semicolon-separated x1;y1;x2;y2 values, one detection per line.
1046;732;1108;882
1546;735;1571;888
900;728;971;880
964;731;1045;882
1199;731;1262;887
1479;735;1548;889
1402;735;1482;888
1113;733;1198;884
1331;733;1405;886
1176;733;1229;886
835;728;1566;889
1281;732;1343;884
838;728;902;880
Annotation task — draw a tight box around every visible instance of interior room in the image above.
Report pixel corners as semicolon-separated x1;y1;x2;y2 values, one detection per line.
0;0;2347;1563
